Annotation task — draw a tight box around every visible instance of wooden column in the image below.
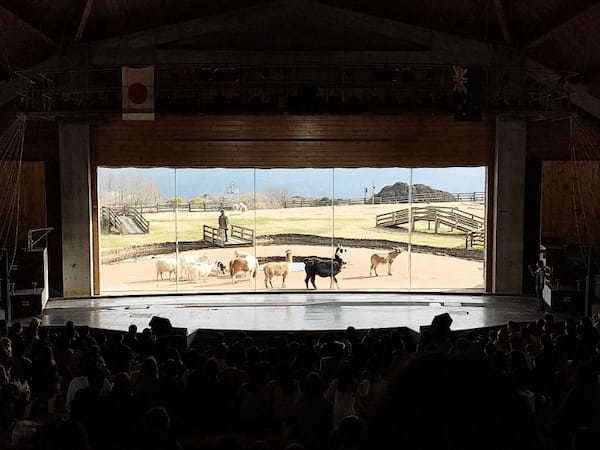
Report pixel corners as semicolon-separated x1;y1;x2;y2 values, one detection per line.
492;117;526;294
59;122;93;297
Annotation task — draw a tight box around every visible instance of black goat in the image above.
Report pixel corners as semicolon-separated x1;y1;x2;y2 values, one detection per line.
304;245;347;289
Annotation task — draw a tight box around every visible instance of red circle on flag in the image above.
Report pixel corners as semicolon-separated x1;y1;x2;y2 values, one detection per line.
128;83;148;104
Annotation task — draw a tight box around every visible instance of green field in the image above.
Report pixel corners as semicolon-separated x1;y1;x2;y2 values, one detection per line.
100;202;485;250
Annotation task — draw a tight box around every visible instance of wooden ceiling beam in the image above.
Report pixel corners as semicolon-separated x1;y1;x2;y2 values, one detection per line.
75;0;95;42
493;0;513;44
0;3;57;48
527;58;600;119
526;1;600;49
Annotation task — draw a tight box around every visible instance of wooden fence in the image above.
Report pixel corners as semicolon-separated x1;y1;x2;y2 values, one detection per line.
466;231;485;248
105;191;485;214
203;224;254;248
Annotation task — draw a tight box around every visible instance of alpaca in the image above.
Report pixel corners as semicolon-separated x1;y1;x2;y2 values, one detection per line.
370;247;402;276
263;250;293;288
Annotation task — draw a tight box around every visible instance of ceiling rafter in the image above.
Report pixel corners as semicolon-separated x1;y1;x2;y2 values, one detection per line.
0;4;57;48
493;0;513;45
526;1;600;49
75;0;96;42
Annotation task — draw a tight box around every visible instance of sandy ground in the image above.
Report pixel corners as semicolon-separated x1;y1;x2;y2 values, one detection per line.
100;244;484;294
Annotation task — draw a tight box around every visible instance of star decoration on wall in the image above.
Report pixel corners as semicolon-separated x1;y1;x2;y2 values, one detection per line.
452;66;469;94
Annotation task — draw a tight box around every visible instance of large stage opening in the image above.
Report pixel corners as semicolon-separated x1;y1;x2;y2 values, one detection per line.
99;167;487;295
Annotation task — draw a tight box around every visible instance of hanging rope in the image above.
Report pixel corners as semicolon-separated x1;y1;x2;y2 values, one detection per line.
0;116;27;268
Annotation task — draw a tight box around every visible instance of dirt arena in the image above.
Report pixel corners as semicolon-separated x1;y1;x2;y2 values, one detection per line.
100;244;485;294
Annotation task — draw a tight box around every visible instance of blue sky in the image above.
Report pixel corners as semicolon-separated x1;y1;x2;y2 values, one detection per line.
99;167;486;198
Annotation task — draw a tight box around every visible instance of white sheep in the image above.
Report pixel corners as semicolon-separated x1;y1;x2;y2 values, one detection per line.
154;256;191;281
155;259;176;280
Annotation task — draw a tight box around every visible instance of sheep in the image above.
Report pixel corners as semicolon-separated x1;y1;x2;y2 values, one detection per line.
155;259;176;280
370;247;403;277
154;256;190;280
263;250;293;288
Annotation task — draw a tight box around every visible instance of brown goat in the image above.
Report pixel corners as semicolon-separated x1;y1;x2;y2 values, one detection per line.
370;247;402;276
263;250;293;288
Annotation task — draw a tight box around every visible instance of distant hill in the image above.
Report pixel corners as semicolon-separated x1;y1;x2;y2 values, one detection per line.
376;182;455;200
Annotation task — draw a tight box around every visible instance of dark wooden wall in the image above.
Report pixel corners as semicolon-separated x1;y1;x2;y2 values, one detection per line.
541;161;600;248
94;114;494;168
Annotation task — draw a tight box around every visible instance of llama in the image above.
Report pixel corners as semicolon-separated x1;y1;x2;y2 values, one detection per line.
263;250;293;288
370;247;402;276
304;245;347;289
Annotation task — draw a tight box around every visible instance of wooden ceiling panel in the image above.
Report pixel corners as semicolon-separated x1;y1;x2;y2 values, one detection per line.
94;114;493;168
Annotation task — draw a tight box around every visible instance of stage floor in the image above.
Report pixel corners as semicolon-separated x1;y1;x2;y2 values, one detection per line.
41;292;545;336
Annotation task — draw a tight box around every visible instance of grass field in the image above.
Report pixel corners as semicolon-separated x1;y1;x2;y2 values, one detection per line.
100;202;486;250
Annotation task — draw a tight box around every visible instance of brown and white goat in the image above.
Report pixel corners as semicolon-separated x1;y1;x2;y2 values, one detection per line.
229;254;257;283
263;250;293;288
370;247;402;277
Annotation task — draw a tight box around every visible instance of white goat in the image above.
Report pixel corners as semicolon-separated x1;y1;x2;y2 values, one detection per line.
195;255;210;264
188;261;215;281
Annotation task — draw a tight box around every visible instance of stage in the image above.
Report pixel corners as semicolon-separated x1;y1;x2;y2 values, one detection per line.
41;292;546;342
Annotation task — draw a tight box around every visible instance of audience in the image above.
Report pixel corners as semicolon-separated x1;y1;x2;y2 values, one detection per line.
0;313;598;450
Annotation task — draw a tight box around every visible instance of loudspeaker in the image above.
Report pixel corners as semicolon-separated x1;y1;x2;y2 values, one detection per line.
149;316;173;336
454;66;482;121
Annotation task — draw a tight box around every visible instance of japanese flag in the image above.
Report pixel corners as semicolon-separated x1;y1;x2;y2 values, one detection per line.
122;66;155;120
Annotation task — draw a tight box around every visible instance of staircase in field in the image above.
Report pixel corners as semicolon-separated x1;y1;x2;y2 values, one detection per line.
101;206;150;235
376;206;484;234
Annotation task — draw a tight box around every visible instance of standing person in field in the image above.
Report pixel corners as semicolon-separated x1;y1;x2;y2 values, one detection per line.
218;209;229;242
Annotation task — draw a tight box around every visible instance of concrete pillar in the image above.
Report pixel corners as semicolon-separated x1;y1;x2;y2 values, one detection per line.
493;117;526;294
59;122;93;297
